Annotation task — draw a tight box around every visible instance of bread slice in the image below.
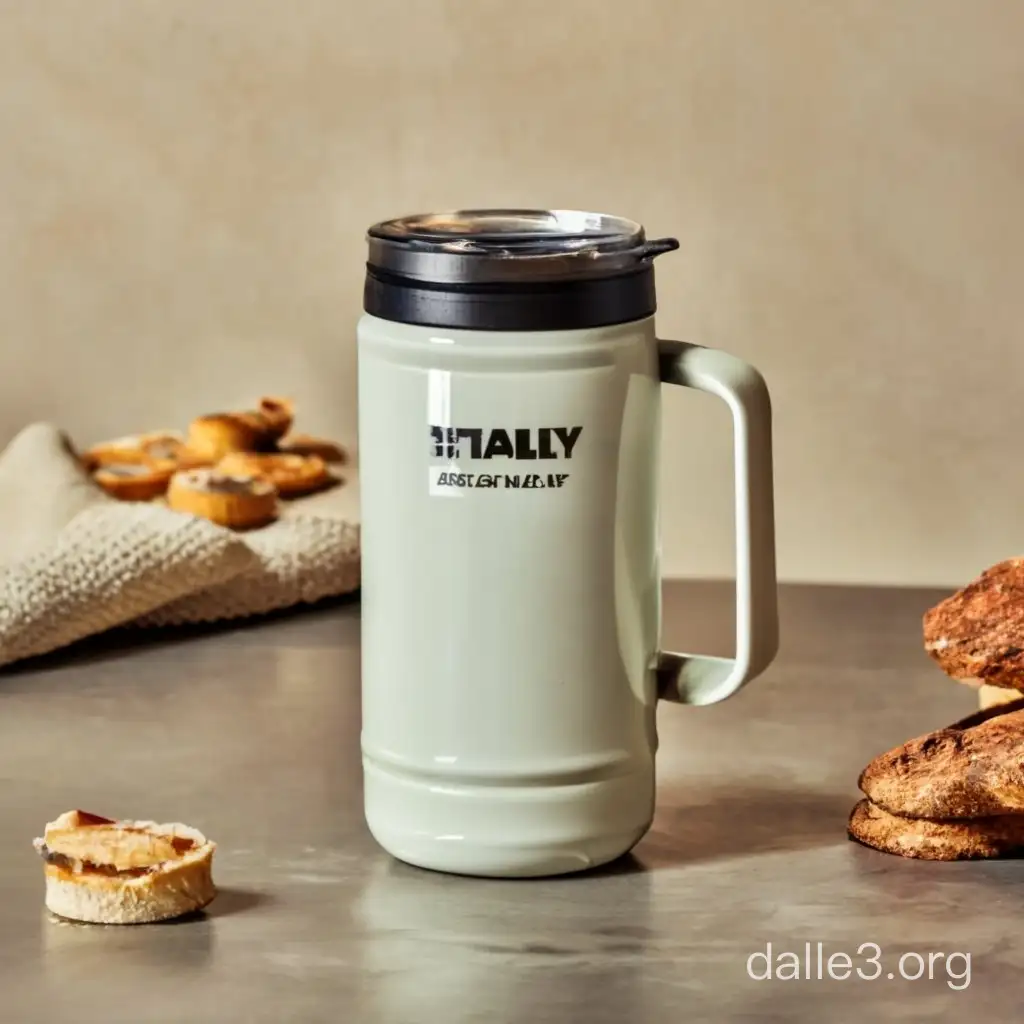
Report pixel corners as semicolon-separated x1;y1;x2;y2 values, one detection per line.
923;558;1024;689
848;799;1024;860
167;468;278;530
184;397;294;462
858;700;1024;819
84;430;194;467
214;451;331;497
277;433;347;464
92;458;177;502
33;810;216;924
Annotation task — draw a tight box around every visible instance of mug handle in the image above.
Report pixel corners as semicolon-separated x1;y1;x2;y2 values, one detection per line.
655;340;779;705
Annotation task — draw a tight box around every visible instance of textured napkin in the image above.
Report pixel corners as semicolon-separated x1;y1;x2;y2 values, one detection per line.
0;423;360;669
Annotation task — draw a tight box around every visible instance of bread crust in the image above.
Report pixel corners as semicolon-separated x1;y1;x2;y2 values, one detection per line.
215;451;332;497
924;558;1024;690
848;798;1024;860
167;468;278;530
858;701;1024;819
34;810;216;924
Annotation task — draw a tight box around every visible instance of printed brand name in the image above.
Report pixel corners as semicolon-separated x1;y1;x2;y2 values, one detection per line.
429;426;582;461
435;472;569;490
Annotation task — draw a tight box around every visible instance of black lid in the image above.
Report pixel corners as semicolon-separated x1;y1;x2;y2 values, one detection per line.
364;209;678;331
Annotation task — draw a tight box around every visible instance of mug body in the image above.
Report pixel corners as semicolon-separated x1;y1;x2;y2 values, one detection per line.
358;313;664;876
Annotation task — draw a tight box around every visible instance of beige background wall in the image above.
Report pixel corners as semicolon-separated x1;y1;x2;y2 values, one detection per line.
1;0;1021;587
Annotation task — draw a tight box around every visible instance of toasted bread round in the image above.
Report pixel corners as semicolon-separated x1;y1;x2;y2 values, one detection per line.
84;430;207;470
848;799;1024;860
91;455;177;501
184;397;295;462
34;810;216;924
256;396;294;441
215;451;331;497
167;467;278;530
184;413;273;462
277;433;347;464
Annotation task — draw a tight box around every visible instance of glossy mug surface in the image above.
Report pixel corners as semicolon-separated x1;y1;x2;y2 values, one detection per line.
358;211;778;877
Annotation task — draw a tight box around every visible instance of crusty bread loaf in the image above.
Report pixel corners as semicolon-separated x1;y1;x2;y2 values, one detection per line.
858;701;1024;819
34;810;216;924
924;559;1024;689
848;799;1024;860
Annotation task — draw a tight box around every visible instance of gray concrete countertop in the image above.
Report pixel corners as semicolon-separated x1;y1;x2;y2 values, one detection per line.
1;582;1020;1023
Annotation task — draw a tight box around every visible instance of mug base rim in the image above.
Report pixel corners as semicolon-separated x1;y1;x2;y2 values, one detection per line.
366;822;650;879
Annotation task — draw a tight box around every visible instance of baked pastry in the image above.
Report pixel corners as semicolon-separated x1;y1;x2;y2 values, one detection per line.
257;396;294;440
848;798;1024;860
857;702;1024;819
924;558;1024;691
184;414;273;462
85;431;209;471
215;451;332;497
184;397;295;462
277;433;348;464
33;809;216;924
167;467;278;529
92;456;177;501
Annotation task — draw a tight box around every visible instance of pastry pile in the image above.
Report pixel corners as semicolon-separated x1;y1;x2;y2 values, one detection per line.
82;396;346;530
849;699;1024;859
850;559;1024;859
